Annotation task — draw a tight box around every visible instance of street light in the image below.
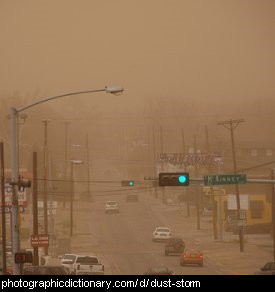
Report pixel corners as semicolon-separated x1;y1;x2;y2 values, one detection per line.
9;86;124;274
70;160;83;237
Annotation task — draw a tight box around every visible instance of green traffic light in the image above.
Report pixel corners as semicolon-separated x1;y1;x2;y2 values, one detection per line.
129;181;134;186
178;175;187;184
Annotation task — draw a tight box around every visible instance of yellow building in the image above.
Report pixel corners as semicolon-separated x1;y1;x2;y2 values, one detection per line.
203;187;272;234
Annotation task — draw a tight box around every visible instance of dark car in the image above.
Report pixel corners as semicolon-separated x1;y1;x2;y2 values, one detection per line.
126;194;138;202
145;267;173;275
254;262;275;275
23;265;68;275
165;237;185;256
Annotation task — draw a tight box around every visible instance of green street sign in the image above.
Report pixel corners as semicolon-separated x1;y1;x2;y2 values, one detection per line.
204;174;246;186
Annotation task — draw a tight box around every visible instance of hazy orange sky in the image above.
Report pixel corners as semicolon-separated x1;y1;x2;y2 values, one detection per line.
1;0;275;167
1;0;274;108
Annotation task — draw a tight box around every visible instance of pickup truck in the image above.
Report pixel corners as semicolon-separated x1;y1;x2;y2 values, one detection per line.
61;254;104;275
75;255;104;275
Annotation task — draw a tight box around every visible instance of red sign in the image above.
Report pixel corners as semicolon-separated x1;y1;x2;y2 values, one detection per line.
31;234;49;247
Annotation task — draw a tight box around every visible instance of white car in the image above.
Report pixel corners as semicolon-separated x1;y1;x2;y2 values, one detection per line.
152;227;172;242
105;201;119;214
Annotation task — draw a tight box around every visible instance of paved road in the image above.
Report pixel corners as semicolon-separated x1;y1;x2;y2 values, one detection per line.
70;192;225;275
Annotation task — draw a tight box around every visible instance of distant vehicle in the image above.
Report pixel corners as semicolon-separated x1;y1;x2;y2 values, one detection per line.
105;201;119;214
165;237;185;256
152;227;172;242
74;255;104;275
180;250;203;267
144;267;173;275
126;194;138;202
23;265;68;275
254;262;275;275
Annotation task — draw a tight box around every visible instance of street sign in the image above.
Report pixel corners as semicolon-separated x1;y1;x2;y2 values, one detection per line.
31;234;49;247
204;174;246;186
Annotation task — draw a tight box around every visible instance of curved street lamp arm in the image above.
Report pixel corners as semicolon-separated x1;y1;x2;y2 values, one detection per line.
17;88;107;113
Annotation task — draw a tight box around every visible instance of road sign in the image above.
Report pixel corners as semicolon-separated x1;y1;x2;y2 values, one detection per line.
204;174;246;186
31;234;49;247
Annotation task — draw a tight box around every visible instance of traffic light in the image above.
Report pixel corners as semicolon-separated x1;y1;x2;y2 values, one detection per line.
121;180;134;187
18;178;31;190
15;251;33;264
159;172;189;186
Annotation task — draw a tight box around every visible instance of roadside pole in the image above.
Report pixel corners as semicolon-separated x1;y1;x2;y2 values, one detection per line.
205;126;217;239
152;127;158;199
42;120;49;256
32;152;39;265
194;134;200;230
271;169;275;262
0;142;6;274
160;126;165;204
218;119;244;252
182;129;190;217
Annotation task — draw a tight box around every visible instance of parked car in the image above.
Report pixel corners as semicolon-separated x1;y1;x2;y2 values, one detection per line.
152;227;172;242
74;255;104;275
144;267;173;275
105;201;119;214
23;265;68;275
254;262;275;275
165;237;185;256
180;250;203;267
126;194;138;202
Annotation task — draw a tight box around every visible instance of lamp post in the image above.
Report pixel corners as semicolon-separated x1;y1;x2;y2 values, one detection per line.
70;160;83;237
9;86;124;274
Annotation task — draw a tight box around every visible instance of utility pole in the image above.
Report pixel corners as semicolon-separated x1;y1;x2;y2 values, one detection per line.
152;127;158;199
194;134;200;230
86;133;92;201
205;126;217;239
32;152;39;266
63;122;69;207
160;126;166;204
181;129;190;217
271;169;275;262
42;120;49;256
217;118;245;252
0;142;6;275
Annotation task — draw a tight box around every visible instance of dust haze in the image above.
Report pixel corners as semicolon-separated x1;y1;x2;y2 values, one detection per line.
0;0;275;276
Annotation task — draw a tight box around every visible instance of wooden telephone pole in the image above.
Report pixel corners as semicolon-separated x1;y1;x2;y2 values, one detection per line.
217;118;245;252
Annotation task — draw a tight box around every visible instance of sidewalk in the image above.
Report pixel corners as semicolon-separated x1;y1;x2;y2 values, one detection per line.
148;196;273;275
